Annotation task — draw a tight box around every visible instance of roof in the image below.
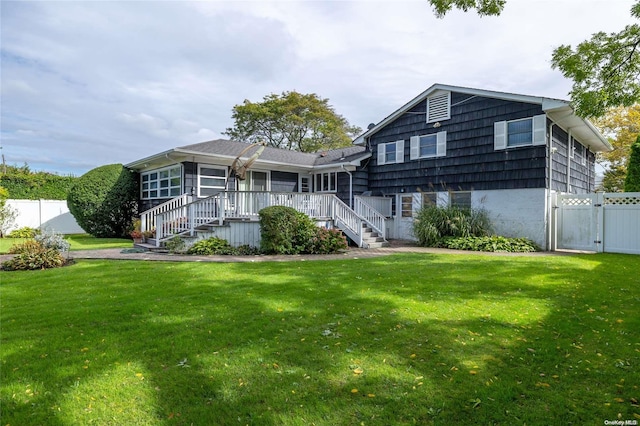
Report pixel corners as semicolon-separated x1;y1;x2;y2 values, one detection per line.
125;139;371;171
354;83;612;152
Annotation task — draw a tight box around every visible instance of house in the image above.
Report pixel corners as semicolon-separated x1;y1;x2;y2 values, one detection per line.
354;83;611;249
125;83;611;250
124;139;384;248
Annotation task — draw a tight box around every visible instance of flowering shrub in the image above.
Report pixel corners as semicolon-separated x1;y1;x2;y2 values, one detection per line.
310;227;348;254
2;240;66;270
35;230;70;253
7;227;39;238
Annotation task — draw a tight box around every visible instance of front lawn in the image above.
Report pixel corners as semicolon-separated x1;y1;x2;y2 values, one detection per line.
1;253;638;424
0;234;131;253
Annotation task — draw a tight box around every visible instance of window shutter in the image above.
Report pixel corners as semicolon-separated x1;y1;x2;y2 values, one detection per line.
377;144;386;165
533;114;546;145
410;136;419;160
494;121;507;150
436;131;447;157
395;140;405;164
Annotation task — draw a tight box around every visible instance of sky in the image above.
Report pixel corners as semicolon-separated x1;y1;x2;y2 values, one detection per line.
0;0;636;176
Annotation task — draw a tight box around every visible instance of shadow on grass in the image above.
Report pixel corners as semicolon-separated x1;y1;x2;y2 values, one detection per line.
1;253;638;424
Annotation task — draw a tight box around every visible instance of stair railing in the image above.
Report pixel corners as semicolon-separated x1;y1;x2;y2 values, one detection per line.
354;197;387;240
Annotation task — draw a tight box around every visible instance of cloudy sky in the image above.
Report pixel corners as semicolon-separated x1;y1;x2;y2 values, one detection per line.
1;0;635;176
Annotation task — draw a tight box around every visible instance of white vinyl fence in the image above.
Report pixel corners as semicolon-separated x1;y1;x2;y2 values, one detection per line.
553;192;640;255
6;199;84;235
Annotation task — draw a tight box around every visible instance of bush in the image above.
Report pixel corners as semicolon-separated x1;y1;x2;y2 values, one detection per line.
624;137;640;192
187;237;236;255
6;227;39;238
8;240;43;254
443;236;539;253
2;241;66;271
67;164;138;238
413;205;492;247
259;206;317;254
35;229;70;253
164;236;187;254
310;227;348;254
0;186;17;238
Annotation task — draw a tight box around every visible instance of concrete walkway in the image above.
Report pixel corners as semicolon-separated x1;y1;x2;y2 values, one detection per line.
9;240;567;264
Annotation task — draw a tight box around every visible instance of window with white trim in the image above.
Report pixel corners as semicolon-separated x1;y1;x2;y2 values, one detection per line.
450;191;471;210
571;138;587;166
314;172;337;192
494;114;546;150
427;91;451;123
377;140;404;165
401;195;413;217
410;131;447;159
198;165;227;196
141;165;182;199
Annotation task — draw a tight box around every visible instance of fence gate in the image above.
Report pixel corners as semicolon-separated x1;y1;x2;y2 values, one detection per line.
555;193;640;254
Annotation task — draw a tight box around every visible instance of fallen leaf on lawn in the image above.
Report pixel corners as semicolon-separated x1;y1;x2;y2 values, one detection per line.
410;354;416;359
353;367;364;375
351;388;358;394
367;393;375;398
614;398;625;403
469;370;477;375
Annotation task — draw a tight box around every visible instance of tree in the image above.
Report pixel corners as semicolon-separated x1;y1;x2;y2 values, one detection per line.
426;0;640;118
224;91;362;153
67;164;138;238
624;136;640;191
599;165;627;192
593;105;640;191
0;186;17;238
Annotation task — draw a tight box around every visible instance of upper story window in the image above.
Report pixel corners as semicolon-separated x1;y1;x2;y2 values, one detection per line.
377;140;404;165
199;165;227;196
494;114;546;150
314;172;337;192
571;138;587;166
141;165;182;199
410;131;447;160
427;91;451;123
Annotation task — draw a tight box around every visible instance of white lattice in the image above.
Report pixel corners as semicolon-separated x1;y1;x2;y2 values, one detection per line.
605;196;640;206
562;197;592;206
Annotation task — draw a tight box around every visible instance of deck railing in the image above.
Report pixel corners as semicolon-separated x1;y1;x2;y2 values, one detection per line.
140;194;192;233
152;191;384;247
354;195;392;217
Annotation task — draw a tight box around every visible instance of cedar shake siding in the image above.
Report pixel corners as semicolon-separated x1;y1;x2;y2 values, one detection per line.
368;92;549;196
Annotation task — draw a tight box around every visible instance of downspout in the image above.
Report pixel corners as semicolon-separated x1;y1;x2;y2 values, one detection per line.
548;122;556;251
341;165;353;209
567;130;572;193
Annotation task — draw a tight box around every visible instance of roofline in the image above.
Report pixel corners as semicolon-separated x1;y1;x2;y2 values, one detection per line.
124;149;177;169
359;83;571;140
358;83;610;152
125;146;371;171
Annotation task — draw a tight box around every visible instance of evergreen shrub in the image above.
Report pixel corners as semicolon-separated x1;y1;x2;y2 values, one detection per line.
66;164;138;238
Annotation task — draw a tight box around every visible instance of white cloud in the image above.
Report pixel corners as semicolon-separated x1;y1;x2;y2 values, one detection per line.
0;0;635;174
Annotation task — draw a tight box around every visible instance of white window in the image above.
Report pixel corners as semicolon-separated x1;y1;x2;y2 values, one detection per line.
494;114;546;150
410;131;447;160
571;138;587;166
427;91;451;123
141;165;182;199
377;140;404;165
401;195;413;217
314;172;337;192
450;191;471;209
198;165;227;196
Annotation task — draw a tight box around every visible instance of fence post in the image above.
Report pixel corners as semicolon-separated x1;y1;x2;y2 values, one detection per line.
595;193;604;253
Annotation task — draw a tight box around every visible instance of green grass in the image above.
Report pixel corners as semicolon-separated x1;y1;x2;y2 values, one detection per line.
1;253;639;425
0;234;131;253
